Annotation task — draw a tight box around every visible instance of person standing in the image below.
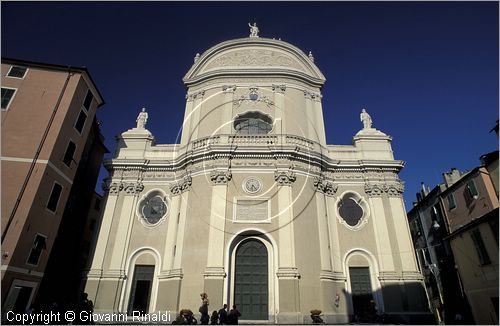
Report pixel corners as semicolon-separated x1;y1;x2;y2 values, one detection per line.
228;305;241;325
218;304;228;324
199;293;210;325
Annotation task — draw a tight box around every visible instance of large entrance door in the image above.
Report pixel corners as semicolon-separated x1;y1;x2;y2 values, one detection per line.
128;265;154;315
349;267;375;321
234;239;268;320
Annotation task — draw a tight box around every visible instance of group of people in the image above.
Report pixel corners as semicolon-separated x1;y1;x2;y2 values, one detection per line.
198;293;241;325
212;304;241;325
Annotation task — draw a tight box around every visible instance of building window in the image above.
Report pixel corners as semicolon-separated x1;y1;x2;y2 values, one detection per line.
339;197;364;226
234;111;273;135
74;110;87;133
471;228;491;265
7;66;27;79
26;234;47;265
47;183;63;212
466;180;479;199
82;90;93;111
447;193;456;210
62;141;76;167
1;88;16;110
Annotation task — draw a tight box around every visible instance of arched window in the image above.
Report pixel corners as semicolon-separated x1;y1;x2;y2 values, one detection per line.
234;112;273;135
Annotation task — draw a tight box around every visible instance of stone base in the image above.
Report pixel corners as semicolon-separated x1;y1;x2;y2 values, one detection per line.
276;312;301;324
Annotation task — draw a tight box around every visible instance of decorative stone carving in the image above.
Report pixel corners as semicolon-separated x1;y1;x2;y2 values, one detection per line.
205;49;303;70
274;170;296;186
108;181;123;195
364;182;384;197
170;175;192;195
384;181;405;197
313;176;338;196
186;90;205;102
222;85;237;93
233;88;274;108
271;84;286;93
210;170;232;185
194;53;200;63
123;182;144;195
303;89;322;102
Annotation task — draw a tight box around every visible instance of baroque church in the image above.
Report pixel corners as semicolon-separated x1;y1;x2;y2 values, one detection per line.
85;25;430;323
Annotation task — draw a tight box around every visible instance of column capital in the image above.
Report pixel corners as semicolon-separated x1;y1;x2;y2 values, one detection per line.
313;175;338;196
170;175;192;195
210;170;232;185
275;170;296;186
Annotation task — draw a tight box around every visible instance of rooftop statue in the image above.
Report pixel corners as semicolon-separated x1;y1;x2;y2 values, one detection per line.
360;108;372;129
248;22;259;38
136;108;148;129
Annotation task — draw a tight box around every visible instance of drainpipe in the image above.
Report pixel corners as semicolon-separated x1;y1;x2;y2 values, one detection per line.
2;70;73;243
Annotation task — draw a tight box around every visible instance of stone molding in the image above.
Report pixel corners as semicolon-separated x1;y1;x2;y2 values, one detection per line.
170;175;192;195
157;269;184;280
313;175;338;196
378;271;424;282
210;170;232;185
276;267;301;279
274;170;296;186
203;267;227;279
319;271;346;282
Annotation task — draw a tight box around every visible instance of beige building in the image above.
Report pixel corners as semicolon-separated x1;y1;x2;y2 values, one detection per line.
85;27;430;323
1;58;104;314
441;154;499;325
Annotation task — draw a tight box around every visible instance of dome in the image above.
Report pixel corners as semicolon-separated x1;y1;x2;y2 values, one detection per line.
183;37;326;87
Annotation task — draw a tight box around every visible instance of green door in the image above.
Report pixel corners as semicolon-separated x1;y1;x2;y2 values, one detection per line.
234;239;268;320
349;267;375;321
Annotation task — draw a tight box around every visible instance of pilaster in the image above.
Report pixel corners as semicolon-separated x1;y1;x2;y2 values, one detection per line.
221;85;236;135
365;183;395;272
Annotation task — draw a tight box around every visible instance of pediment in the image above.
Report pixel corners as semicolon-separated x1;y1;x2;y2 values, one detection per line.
183;38;326;86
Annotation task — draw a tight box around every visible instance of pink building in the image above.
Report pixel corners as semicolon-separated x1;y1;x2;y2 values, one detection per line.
1;58;104;315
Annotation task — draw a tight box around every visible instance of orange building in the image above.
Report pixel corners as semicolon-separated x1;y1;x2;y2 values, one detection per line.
1;58;104;314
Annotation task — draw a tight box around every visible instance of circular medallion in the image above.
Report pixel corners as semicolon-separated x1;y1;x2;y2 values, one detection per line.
243;177;262;194
141;196;167;225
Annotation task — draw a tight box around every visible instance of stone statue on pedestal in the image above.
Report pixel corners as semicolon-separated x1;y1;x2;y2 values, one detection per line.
136;108;148;129
360;108;372;129
248;22;259;38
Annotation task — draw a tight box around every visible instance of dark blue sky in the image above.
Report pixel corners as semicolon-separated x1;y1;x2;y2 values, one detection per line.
2;1;498;209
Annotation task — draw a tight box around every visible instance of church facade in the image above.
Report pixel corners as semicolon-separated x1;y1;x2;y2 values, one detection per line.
85;27;430;323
